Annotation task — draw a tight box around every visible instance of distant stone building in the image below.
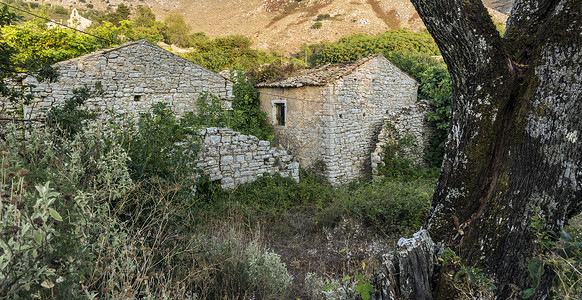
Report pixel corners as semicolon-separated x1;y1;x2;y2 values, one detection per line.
67;8;93;31
47;8;93;31
6;39;233;120
257;54;432;184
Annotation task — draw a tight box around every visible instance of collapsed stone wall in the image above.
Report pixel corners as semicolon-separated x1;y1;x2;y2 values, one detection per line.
2;40;233;120
196;127;299;189
371;100;434;176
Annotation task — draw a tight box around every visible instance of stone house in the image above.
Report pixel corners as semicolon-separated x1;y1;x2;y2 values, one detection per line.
47;8;92;31
257;54;432;184
10;39;233;120
67;8;93;31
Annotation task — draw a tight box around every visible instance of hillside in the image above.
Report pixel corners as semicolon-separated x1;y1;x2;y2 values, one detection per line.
482;0;514;14
35;0;511;54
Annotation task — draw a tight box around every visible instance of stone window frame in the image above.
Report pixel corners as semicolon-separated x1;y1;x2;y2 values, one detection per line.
271;100;287;126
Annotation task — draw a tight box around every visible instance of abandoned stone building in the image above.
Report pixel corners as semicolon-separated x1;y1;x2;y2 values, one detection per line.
8;39;233;120
257;54;432;184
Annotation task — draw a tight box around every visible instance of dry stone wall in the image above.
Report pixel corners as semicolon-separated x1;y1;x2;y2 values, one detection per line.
371;100;434;176
196;127;299;189
3;40;233;120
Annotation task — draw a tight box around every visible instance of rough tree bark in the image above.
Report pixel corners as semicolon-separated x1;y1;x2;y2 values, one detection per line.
401;0;582;298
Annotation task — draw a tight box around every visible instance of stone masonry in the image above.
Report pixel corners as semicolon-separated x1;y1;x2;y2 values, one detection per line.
196;127;299;189
3;39;233;120
258;54;428;185
371;100;434;176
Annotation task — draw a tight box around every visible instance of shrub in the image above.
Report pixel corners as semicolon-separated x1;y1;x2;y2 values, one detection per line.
312;22;323;29
421;66;452;167
377;124;420;180
526;211;582;299
248;61;301;83
0;179;63;298
120;102;199;182
307;30;440;66
0;121;133;298
189;229;293;299
45;83;102;137
230;71;274;142
51;5;68;15
315;14;331;21
318;178;434;236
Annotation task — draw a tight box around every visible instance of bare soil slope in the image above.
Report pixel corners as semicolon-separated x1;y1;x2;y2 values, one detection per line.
40;0;511;54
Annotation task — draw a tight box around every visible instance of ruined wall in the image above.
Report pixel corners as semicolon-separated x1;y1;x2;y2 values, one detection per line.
5;40;233;120
371;101;434;177
196;127;299;189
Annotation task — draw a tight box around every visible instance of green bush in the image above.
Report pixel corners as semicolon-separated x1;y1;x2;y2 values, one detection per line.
307;30;440;66
421;66;452;167
51;5;68;15
45;83;101;137
526;211;582;299
377;124;420;180
120;103;199;182
384;51;452;167
230;71;274;142
318;178;434;236
189;229;293;299
312;22;322;29
315;14;331;21
182;35;279;72
0;122;133;298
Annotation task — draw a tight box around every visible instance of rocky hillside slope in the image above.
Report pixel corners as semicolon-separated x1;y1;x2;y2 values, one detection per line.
39;0;513;54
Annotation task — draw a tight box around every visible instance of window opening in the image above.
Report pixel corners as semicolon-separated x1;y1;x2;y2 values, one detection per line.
275;103;286;126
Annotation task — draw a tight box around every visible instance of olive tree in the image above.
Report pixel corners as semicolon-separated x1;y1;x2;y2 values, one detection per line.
391;0;581;298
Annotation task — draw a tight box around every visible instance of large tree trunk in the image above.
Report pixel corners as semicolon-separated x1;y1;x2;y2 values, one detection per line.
406;0;582;298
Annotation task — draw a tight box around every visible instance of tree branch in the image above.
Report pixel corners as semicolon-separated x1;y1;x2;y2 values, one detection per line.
409;0;508;86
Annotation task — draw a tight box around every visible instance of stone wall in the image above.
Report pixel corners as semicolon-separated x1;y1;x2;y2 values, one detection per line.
2;40;233;120
258;55;422;185
371;100;434;177
323;56;419;183
258;85;329;168
196;127;299;189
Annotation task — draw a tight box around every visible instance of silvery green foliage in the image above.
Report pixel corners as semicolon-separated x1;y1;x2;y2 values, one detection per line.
245;242;293;297
193;229;293;298
0;121;134;298
3;121;133;199
303;272;359;300
0;179;61;297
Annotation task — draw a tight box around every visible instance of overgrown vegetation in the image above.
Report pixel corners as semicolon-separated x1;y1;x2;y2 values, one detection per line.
377;123;421;180
299;30;440;66
525;211;582;299
0;3;450;298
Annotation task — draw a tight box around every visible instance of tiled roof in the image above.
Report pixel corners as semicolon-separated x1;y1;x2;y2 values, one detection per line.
256;55;382;88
